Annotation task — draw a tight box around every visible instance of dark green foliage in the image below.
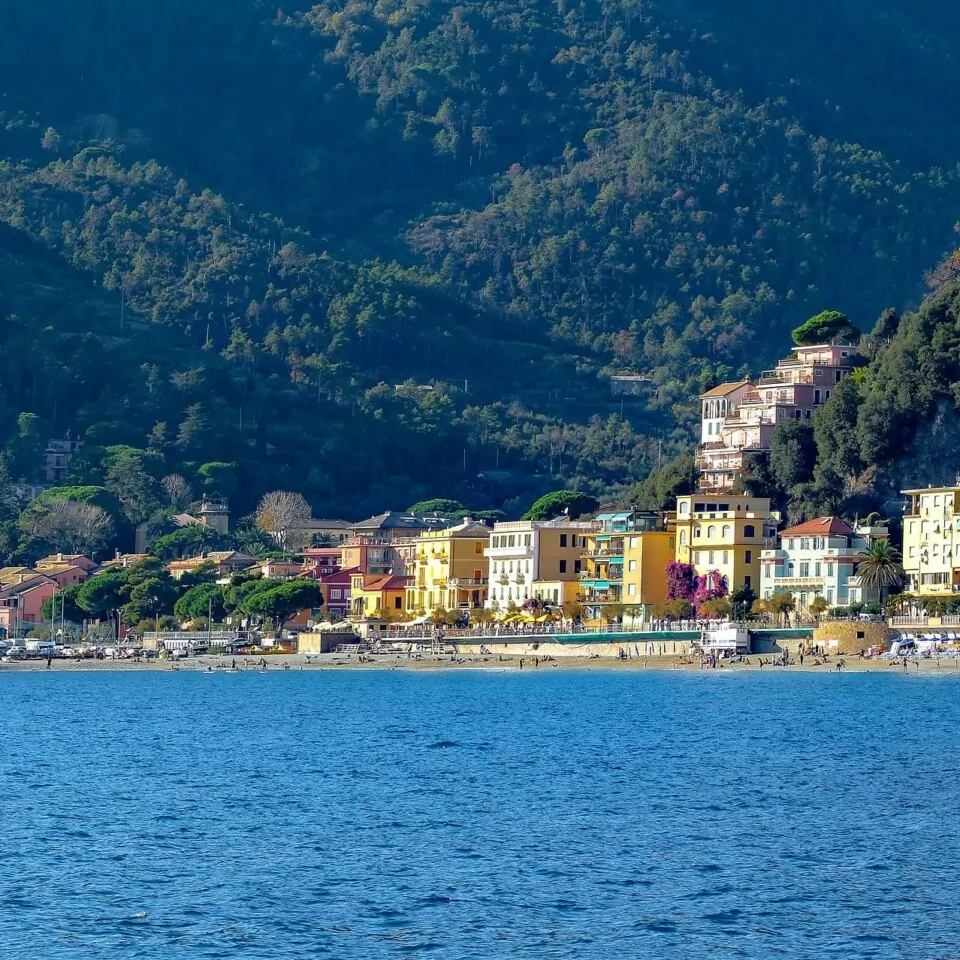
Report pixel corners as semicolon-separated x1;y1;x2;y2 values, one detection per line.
769;421;817;493
791;311;860;346
174;582;227;622
40;582;84;622
149;525;233;561
522;491;599;522
0;0;958;536
626;456;699;512
241;580;322;630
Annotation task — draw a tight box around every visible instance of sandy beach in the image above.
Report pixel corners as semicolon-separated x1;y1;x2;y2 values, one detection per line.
1;651;955;674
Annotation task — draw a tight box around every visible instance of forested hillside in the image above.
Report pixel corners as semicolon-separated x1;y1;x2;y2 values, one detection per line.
1;0;958;549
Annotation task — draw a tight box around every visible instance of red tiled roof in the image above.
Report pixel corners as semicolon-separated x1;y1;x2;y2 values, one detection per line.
779;516;853;538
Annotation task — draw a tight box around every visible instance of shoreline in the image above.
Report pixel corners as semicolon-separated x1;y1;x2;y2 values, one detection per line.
1;652;955;674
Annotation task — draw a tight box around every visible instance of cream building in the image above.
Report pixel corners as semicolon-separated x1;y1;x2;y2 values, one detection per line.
902;486;960;596
485;519;593;610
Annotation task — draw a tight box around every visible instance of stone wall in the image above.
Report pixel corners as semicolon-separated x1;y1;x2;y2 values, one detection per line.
812;620;892;655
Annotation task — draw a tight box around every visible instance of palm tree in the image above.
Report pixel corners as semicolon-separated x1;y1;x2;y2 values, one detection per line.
856;540;905;603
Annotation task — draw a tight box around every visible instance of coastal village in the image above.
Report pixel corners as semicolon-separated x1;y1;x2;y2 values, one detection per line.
1;336;957;665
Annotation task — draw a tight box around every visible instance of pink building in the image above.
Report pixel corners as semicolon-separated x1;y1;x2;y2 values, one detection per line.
697;344;857;492
0;573;58;636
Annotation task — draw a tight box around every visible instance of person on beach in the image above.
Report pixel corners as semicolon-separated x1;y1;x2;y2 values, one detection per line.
46;654;52;669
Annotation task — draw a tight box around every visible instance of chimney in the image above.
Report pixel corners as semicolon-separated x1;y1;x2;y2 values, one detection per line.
57;553;63;562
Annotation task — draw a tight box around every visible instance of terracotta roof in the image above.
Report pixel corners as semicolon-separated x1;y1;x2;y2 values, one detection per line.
700;380;752;399
779;517;853;538
362;574;410;591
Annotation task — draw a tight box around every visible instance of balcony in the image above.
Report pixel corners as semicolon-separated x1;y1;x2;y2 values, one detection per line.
448;577;489;586
485;544;534;559
583;548;624;559
767;576;824;588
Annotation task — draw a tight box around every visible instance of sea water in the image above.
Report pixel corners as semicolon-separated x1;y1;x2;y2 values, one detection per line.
1;669;959;959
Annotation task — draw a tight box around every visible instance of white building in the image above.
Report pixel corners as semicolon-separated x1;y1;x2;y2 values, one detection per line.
760;516;888;611
699;381;752;444
484;519;594;610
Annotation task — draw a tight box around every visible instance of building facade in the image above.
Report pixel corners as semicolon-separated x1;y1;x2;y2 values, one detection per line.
406;521;490;614
760;516;887;610
484;519;593;610
673;494;780;592
579;512;673;620
697;344;858;492
902;486;960;596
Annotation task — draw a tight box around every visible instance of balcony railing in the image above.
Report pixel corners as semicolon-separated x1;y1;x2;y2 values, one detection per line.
448;577;489;586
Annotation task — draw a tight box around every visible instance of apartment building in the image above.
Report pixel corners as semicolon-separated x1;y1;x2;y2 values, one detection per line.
673;494;780;592
484;519;593;610
902;486;960;596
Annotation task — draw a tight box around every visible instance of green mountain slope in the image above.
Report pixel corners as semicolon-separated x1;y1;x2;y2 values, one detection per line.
0;0;958;539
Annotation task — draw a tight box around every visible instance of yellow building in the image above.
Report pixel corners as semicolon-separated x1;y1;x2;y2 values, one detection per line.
485;519;593;610
349;573;409;619
673;494;780;593
580;512;674;621
622;526;674;618
406;521;490;614
902;486;960;596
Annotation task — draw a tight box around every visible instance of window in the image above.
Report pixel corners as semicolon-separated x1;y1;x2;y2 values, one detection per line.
560;534;568;547
707;525;716;537
559;560;567;573
814;562;821;577
628;559;637;572
679;502;690;516
835;371;842;382
801;538;810;550
722;524;732;538
629;537;637;548
744;525;755;538
394;596;402;609
909;521;916;534
330;589;341;599
524;534;532;546
694;526;702;539
575;559;582;573
799;562;809;577
680;530;687;545
708;551;715;565
744;576;751;589
627;583;637;597
909;546;916;557
475;542;483;554
814;389;821;403
723;551;729;564
827;563;834;576
745;550;752;564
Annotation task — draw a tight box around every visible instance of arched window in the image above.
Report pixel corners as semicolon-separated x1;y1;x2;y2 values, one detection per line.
679;502;690;516
707;525;716;537
722;524;732;537
694;526;702;539
744;524;755;538
680;530;687;545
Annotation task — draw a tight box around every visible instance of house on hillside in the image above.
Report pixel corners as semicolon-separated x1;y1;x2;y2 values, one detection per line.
697;345;858;492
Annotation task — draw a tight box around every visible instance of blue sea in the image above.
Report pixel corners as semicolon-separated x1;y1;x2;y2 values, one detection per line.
1;669;959;959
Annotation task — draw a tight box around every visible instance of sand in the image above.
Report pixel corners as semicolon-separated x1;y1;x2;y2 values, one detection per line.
0;651;954;674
